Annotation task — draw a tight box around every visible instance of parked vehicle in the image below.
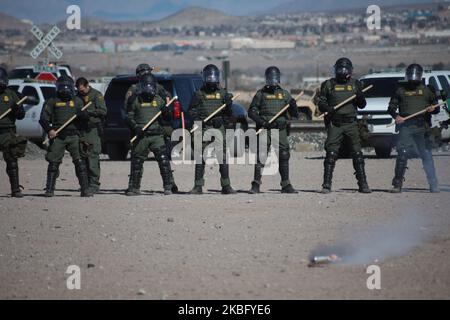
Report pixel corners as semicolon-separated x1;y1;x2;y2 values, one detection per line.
8;79;56;142
358;70;450;158
103;73;247;160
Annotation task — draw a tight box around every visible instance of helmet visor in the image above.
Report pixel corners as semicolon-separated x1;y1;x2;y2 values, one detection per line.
335;66;352;79
203;69;220;84
405;68;423;82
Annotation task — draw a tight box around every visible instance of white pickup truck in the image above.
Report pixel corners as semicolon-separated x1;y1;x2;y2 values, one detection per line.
8;80;56;142
358;70;450;158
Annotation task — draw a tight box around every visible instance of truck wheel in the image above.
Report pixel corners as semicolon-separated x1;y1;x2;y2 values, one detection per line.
107;143;128;161
375;146;392;158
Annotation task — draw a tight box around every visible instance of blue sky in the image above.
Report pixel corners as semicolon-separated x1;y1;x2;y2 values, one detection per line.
0;0;437;23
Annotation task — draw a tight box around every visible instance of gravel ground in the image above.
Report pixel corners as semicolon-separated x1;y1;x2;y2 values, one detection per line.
0;150;449;299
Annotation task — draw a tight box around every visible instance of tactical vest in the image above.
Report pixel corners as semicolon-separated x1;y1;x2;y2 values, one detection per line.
133;95;165;132
397;84;432;117
0;89;17;128
326;79;358;117
49;98;79;130
258;88;289;121
196;89;226;120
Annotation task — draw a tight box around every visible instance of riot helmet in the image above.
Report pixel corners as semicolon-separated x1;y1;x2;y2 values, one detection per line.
139;74;157;101
202;64;220;90
265;66;281;88
334;57;353;82
405;63;423;84
56;76;75;101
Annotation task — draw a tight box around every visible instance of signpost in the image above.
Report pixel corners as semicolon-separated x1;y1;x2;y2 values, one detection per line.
30;25;63;60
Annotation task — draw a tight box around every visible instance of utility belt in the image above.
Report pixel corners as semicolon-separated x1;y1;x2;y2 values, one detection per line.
0;127;15;135
330;115;357;126
402;116;426;126
142;127;163;136
56;128;79;139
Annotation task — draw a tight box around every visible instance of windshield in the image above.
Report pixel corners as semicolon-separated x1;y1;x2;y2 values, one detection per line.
9;69;39;79
41;87;56;100
360;77;404;98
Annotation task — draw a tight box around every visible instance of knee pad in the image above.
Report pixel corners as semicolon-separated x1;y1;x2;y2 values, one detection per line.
48;162;60;173
156;152;169;165
131;158;143;169
325;151;338;165
352;151;364;164
279;149;290;161
397;148;408;162
6;160;18;172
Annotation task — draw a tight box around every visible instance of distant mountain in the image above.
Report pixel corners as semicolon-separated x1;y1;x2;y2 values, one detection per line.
0;11;30;30
270;0;440;13
153;6;241;28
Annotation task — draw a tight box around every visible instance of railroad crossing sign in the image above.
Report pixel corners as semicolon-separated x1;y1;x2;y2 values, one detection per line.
30;25;63;60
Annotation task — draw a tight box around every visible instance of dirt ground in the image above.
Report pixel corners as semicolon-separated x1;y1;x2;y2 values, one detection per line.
0;150;449;300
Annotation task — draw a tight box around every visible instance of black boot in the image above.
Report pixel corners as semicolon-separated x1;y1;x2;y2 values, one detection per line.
6;160;23;198
391;149;407;193
219;163;236;194
126;158;143;196
44;162;59;197
353;152;371;193
322;151;337;193
249;163;263;194
279;150;298;193
74;159;93;197
157;153;173;195
189;164;205;194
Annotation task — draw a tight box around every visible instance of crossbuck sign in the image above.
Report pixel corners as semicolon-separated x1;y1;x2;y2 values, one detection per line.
30;25;63;60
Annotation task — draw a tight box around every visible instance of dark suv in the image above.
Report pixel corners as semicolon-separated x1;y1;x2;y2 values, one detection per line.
103;73;247;160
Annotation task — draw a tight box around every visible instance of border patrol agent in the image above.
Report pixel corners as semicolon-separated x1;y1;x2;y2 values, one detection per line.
317;57;371;194
125;63;178;193
388;63;440;193
39;76;92;197
188;64;236;195
76;77;107;193
125;74;173;196
0;67;27;198
248;66;299;194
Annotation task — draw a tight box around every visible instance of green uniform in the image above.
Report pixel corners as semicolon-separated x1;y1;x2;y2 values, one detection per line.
317;77;370;193
248;85;297;189
0;88;27;197
125;82;177;189
318;78;365;153
388;83;439;191
41;97;84;162
39;96;92;197
189;86;233;188
125;94;173;194
0;89;25;162
78;87;107;191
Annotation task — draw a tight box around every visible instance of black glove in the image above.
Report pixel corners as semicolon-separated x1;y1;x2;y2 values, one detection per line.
225;93;233;106
211;117;224;129
288;98;299;119
263;121;277;129
134;126;144;137
353;90;366;108
77;110;90;121
224;93;233;115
